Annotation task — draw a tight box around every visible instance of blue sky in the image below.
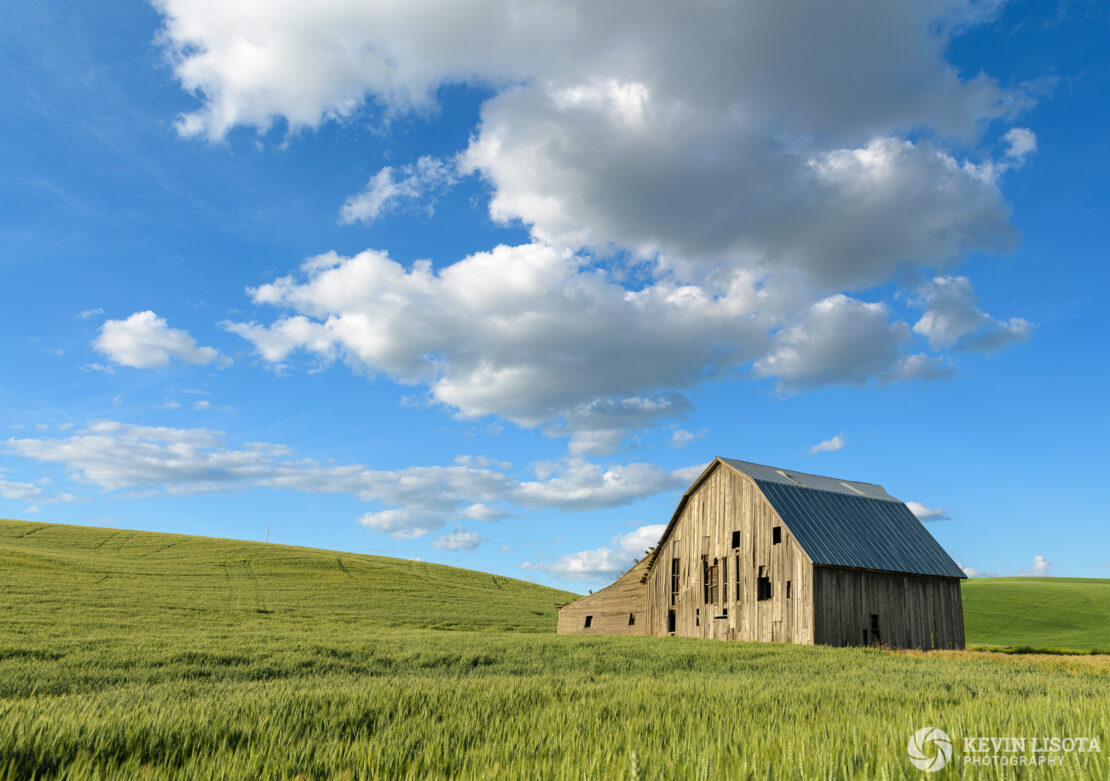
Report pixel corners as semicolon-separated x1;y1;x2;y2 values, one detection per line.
1;0;1106;590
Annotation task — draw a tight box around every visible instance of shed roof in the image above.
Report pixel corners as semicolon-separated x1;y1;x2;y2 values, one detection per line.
644;458;966;580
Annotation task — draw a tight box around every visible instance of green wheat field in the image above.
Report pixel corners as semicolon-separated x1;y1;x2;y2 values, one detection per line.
1;518;1107;779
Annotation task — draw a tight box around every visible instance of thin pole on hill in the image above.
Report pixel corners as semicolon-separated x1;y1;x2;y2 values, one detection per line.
265;525;270;543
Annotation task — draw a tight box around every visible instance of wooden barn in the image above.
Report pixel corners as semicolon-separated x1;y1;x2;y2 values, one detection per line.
557;458;966;649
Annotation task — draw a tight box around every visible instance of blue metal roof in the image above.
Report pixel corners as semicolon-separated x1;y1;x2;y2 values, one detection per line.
721;459;966;579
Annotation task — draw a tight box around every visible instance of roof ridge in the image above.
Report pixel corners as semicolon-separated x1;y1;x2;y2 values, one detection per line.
721;457;886;490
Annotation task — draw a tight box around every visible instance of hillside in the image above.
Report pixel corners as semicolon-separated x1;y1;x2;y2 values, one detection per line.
0;517;576;637
6;518;1107;651
1;518;1107;779
962;576;1110;652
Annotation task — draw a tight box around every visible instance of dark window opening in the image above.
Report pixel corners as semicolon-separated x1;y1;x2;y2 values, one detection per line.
628;612;636;626
735;554;741;601
772;526;782;544
584;615;592;628
670;558;680;606
720;558;728;604
731;530;741;549
701;555;710;603
870;614;880;644
757;566;772;601
719;608;728;619
786;580;792;599
708;559;720;604
695;608;700;626
667;609;676;633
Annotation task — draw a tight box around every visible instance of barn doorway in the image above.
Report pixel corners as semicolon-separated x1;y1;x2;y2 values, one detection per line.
667;609;676;633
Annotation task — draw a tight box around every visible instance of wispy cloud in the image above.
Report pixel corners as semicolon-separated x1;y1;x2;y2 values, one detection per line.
906;501;950;522
0;477;83;506
670;428;705;449
522;523;664;582
958;561;996;578
808;434;845;454
431;527;482;551
339;157;456;225
5;421;697;539
958;555;1054;578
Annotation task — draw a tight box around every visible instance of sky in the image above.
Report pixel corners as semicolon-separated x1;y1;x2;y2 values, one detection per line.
1;0;1107;591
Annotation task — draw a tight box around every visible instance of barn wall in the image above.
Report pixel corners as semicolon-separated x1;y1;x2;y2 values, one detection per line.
812;566;965;649
644;463;814;643
557;557;648;635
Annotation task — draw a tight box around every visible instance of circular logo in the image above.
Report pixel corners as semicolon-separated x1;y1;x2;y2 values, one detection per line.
908;727;953;772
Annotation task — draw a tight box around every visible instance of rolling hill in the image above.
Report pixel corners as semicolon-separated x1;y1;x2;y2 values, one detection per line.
4;518;1105;649
1;517;1106;779
0;517;577;637
962;576;1110;652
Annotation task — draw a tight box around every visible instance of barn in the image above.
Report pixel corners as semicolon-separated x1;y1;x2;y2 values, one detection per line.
557;458;966;649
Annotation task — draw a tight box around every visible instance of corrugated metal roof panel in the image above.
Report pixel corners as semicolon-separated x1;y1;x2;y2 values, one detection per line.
643;458;967;581
754;481;965;579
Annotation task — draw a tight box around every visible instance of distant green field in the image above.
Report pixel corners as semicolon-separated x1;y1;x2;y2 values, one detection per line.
1;518;1107;779
962;577;1110;652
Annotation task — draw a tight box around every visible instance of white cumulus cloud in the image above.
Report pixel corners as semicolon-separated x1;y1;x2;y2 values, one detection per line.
1021;554;1054;576
155;2;1025;291
155;0;1032;292
522;523;666;582
912;276;1032;353
755;295;913;392
1003;127;1037;166
157;0;1036;446
226;244;770;427
94;311;227;369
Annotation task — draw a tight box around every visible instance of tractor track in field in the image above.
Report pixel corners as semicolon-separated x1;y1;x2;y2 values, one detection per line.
219;561;236;612
92;531;119;551
220;557;270;614
243;557;269;613
112;532;135;553
137;541;180;558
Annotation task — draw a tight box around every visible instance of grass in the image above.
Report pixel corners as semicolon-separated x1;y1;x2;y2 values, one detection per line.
2;518;1108;779
962;577;1110;653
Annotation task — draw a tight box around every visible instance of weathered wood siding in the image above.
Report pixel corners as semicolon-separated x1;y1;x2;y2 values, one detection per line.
557;557;648;635
562;458;965;649
644;463;814;643
812;566;965;649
